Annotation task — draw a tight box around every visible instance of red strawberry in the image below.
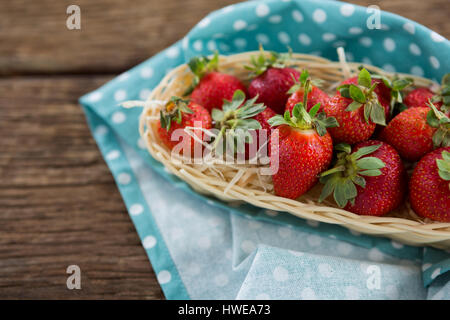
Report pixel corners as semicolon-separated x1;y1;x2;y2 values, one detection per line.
319;140;406;216
245;107;277;159
405;74;450;114
324;68;387;144
187;52;247;112
379;103;449;162
247;49;300;114
268;83;338;199
285;69;329;114
409;147;450;222
157;97;212;156
404;87;440;109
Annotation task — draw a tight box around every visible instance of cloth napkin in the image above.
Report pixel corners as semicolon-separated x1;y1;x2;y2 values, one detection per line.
79;0;450;299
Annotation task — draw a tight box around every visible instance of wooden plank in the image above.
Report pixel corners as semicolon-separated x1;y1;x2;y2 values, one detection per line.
0;75;165;299
0;0;448;75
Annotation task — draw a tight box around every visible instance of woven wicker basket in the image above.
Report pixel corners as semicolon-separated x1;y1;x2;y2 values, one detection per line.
138;51;450;249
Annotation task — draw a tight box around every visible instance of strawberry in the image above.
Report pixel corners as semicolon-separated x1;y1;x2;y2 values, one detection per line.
285;69;329;114
246;49;300;114
379;103;449;162
324;68;387;144
157;97;212;156
268;80;338;199
319;141;406;216
404;74;450;114
245;107;277;159
187;52;247;112
404;87;438;108
409;147;450;222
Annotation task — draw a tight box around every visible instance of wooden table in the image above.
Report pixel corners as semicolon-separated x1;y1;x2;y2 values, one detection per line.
0;0;448;299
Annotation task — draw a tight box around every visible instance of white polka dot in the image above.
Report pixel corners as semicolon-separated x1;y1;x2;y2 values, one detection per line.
268;15;282;24
114;89;127;102
312;9;326;23
157;270;171;284
300;287;316;299
233;20;247;31
322;33;336;42
403;22;415;34
362;57;372;65
292;10;303;22
410;66;424;76
431;31;445;42
256;4;270;17
368;248;384;262
88;91;102;102
198;17;210;28
431;268;441;280
234;38;247;48
345;286;359;299
222;5;234;13
340;4;355;16
409;43;421;56
256;293;270;300
265;209;278;217
214;274;229;287
182;37;189;50
382;64;396;72
170;227;184;240
381;24;390;31
337;242;353;255
383;38;396;52
391;240;404;249
349;27;363;35
385;285;399;299
166;46;180;58
186;262;200;276
318;263;334;277
129;203;144;216
112;111;126;124
358;37;372;47
193;40;203;52
117;72;129;82
298;33;311;45
288;250;304;257
139;89;152;100
140;67;154;79
273;266;289;282
307;235;322;247
207;40;217;52
422;263;432;271
429;56;440;69
278;227;292;238
198;236;211;249
143;235;156;249
256;34;269;45
278;32;290;44
306;220;320;227
241;240;255;254
117;172;131;185
137;137;146;149
94;125;108;136
106;149;120;160
248;220;263;229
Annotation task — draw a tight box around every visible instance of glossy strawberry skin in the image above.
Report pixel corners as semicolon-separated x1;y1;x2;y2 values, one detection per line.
285;86;329;114
157;102;212;155
344;140;406;216
191;72;247;112
323;94;376;144
270;125;333;199
409;147;450;222
248;67;300;114
379;107;435;162
404;87;442;109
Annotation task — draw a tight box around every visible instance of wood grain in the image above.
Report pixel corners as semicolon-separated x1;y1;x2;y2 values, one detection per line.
0;0;448;299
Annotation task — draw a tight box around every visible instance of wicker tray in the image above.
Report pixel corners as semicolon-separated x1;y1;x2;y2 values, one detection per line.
137;51;450;249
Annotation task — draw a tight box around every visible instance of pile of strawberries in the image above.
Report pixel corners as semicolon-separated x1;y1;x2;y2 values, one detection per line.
157;50;450;222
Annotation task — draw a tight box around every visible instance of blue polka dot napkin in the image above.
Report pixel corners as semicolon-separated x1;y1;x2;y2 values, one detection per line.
79;0;450;299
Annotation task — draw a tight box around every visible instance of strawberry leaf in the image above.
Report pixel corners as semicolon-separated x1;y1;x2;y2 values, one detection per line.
359;169;382;176
349;85;366;103
358;68;372;88
345;101;363;112
356;157;385;170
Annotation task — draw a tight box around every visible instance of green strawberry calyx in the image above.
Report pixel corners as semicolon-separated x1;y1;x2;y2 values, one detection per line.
318;143;386;208
337;68;387;126
427;101;450;148
159;96;193;131
436;150;450;190
245;45;292;78
287;69;323;94
268;79;338;136
184;51;220;95
211;89;266;154
431;73;450;114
